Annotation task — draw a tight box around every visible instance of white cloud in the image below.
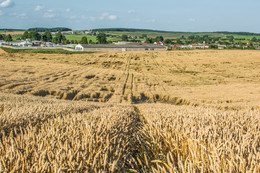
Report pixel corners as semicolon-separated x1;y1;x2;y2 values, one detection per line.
47;9;54;13
19;13;26;17
102;12;109;16
0;0;14;8
97;13;117;20
35;5;44;11
108;15;117;20
99;12;109;20
43;13;55;18
11;12;27;17
188;18;196;22
65;8;71;12
128;9;136;14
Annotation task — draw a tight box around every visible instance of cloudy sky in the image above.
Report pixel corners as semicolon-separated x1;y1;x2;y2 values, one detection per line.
0;0;259;32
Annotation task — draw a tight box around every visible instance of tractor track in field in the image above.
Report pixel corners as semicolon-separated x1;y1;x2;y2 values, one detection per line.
120;56;131;103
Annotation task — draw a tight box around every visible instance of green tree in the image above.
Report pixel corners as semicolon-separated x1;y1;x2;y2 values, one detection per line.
145;38;153;43
226;36;234;42
209;44;218;49
188;35;195;40
41;31;53;42
142;34;147;38
89;40;93;44
155;36;164;42
28;31;41;40
251;37;257;42
165;39;172;44
22;31;29;40
5;34;13;42
0;34;4;40
53;31;66;44
122;34;128;41
80;36;88;44
96;33;107;44
70;40;75;44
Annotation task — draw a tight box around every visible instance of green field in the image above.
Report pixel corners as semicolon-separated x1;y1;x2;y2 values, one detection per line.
105;31;223;39
66;34;121;42
2;29;260;42
64;32;260;41
105;31;260;39
65;35;97;42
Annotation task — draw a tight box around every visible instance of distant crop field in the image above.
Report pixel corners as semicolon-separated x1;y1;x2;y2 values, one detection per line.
105;31;226;39
6;31;24;35
65;34;122;42
65;34;97;42
0;49;259;172
2;31;25;35
105;31;260;40
2;30;260;41
229;34;260;39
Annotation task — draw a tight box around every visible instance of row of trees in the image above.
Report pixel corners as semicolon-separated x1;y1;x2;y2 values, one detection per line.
0;34;13;41
145;36;164;43
0;31;108;44
28;27;72;32
21;31;66;44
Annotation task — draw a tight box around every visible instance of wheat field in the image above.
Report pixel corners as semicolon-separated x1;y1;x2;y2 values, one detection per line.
0;49;259;172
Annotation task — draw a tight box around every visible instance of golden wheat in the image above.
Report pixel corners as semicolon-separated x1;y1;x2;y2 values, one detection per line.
0;49;259;172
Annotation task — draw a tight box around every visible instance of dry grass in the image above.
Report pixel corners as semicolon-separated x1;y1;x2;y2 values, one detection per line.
0;50;259;172
0;94;141;172
0;50;259;108
4;31;24;35
136;104;260;172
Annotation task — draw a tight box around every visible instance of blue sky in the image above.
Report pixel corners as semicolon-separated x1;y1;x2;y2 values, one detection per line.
0;0;259;32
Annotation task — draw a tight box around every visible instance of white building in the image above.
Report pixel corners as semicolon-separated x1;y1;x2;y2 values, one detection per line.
75;44;84;50
0;40;5;46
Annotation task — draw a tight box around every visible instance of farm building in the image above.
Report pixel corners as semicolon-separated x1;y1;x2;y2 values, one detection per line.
75;43;167;52
191;44;209;49
172;44;192;49
0;41;5;46
154;41;166;45
218;45;227;49
6;40;33;47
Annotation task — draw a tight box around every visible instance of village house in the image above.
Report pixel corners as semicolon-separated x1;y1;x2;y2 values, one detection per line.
172;44;192;49
191;44;209;49
218;45;227;49
154;41;165;46
75;43;167;52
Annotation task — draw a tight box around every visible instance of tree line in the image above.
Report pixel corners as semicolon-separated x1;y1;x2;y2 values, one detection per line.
0;31;67;44
0;34;13;42
214;31;260;36
0;31;108;44
28;27;72;32
21;31;67;44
